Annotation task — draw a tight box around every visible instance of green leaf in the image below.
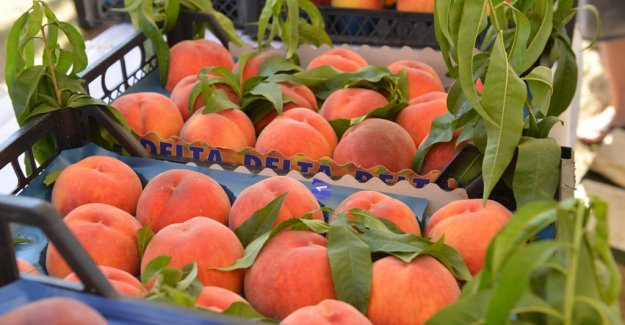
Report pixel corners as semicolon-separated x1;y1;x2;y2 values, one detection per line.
234;193;287;247
142;255;172;285
513;137;561;208
522;0;553;71
176;262;198;291
329;119;351;140
158;285;196;307
413;113;455;172
480;32;527;200
138;8;170;86
56;22;88;75
315;66;398;100
284;0;299;58
13;237;32;245
162;0;180;33
327;213;372;314
5;12;30;89
537;116;563;138
220;302;277;323
524;66;553;117
426;290;492;325
43;169;63;186
247;82;284;115
547;37;578;117
10;66;47;125
506;6;531;74
137;225;155;260
257;56;302;77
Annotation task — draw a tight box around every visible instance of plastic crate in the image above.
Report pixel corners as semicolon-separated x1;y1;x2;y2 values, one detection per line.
73;0;260;30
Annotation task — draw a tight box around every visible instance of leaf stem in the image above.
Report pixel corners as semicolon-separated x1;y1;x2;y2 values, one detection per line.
563;202;584;324
40;26;62;107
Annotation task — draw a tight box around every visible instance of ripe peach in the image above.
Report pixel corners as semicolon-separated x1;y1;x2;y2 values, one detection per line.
396;91;448;148
306;48;368;73
0;297;107;325
232;49;284;84
397;0;435;12
17;258;39;274
282;299;372;325
333;191;421;236
51;155;143;218
418;130;468;175
425;199;513;275
333;118;417;172
136;169;231;233
367;256;460;325
170;74;240;121
244;231;336;320
111;92;184;138
229;176;323;230
166;39;235;92
331;0;383;9
255;108;338;160
254;82;318;133
195;286;249;312
388;60;445;100
319;88;389;121
180;109;256;151
46;203;142;278
141;217;244;292
65;265;145;297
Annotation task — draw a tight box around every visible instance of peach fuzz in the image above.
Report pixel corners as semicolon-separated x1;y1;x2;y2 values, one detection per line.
367;256;460;325
165;39;234;92
333;191;421;236
141;217;244;292
254;82;318;132
46;203;142;278
180;109;256;151
111;92;184;139
282;299;373;325
388;60;445;100
232;49;284;84
0;297;107;325
170;74;240;121
397;0;435;12
425;199;513;275
195;286;249;312
255;108;338;160
65;266;145;298
229;176;323;230
136;169;231;233
333;118;417;172
396;91;448;148
331;0;383;9
418;130;468;175
17;258;39;274
306;48;368;73
244;230;336;320
51;155;142;218
319;88;389;121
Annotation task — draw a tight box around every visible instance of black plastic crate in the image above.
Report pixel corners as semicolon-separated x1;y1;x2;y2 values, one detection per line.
73;0;260;30
318;7;437;49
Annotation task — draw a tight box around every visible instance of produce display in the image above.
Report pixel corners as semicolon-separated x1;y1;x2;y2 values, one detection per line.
1;0;622;325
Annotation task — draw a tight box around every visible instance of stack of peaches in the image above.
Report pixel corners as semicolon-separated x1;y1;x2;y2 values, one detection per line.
111;39;463;177
16;150;513;324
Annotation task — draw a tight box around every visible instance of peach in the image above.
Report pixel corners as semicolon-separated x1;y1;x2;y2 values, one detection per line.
331;0;383;9
396;91;448;148
136;169;231;233
170;74;240;121
244;231;336;320
111;92;184;138
166;39;235;92
17;258;39;274
418;130;468;175
232;49;284;84
254;82;318;133
306;48;368;73
282;299;372;325
46;203;142;278
333;118;417;172
397;0;435;12
180;109;256;151
425;199;513;275
388;60;445;100
65;266;145;297
141;217;244;292
0;297;107;325
255;108;338;160
332;191;421;236
51;155;142;218
367;256;460;325
319;88;389;121
229;176;323;230
195;286;249;312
